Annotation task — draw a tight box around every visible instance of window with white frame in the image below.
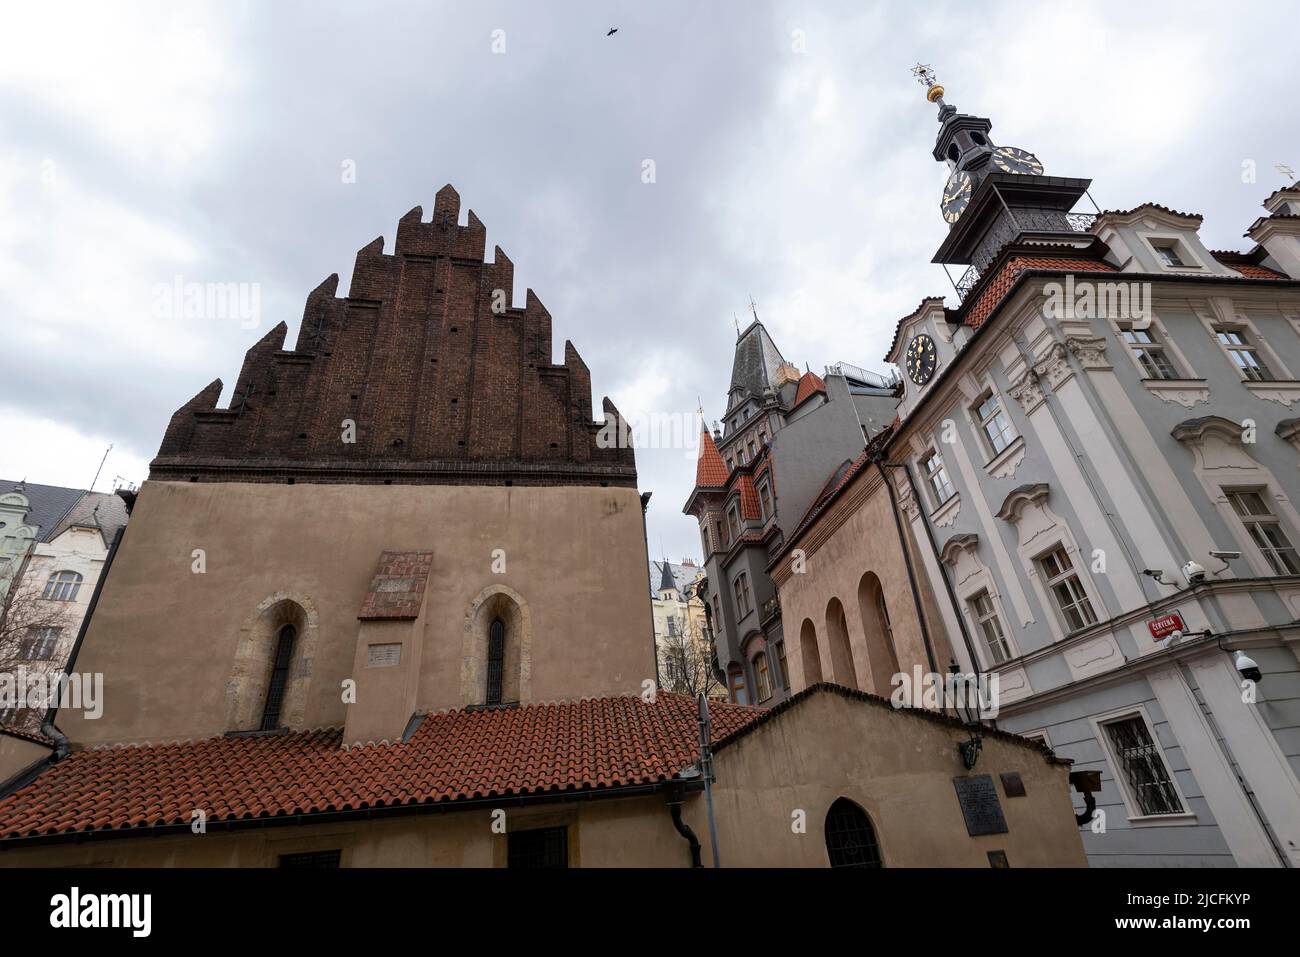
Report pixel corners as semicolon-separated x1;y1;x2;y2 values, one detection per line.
968;590;1011;665
922;449;956;505
1224;489;1300;574
972;391;1015;457
1215;328;1273;381
1150;240;1190;268
1101;714;1184;816
1036;546;1097;634
43;570;83;602
1121;326;1179;380
20;626;62;661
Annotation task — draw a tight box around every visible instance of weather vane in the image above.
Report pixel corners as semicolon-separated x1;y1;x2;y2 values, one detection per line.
748;295;759;321
910;63;945;103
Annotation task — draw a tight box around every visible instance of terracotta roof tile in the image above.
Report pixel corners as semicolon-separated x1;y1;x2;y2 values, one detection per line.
1225;262;1288;279
792;371;826;407
694;425;729;488
964;256;1116;331
0;694;763;841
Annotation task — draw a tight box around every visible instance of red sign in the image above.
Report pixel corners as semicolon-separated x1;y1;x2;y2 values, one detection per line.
1147;612;1185;639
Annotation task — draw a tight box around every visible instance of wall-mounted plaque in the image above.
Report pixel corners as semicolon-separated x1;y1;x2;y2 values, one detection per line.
1000;772;1026;797
952;774;1009;836
987;850;1010;868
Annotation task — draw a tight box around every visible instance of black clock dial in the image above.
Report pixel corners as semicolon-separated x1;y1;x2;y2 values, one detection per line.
906;333;938;386
992;146;1044;175
940;169;972;224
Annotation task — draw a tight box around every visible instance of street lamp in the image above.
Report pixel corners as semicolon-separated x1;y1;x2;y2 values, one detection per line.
950;662;983;770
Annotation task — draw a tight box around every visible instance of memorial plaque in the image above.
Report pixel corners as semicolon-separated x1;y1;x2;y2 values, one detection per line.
1000;772;1026;797
952;774;1009;836
987;850;1010;868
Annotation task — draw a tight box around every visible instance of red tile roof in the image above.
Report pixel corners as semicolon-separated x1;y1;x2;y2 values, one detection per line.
694;425;729;488
0;694;763;841
964;256;1117;330
1226;262;1288;279
792;371;826;406
735;473;762;521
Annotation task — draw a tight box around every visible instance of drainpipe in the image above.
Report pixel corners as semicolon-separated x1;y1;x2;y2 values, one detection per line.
665;777;703;867
879;460;981;677
874;460;940;676
40;524;125;759
639;491;660;689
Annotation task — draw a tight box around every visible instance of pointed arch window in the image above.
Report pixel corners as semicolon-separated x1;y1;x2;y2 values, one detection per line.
824;798;882;868
486;618;506;706
260;624;296;730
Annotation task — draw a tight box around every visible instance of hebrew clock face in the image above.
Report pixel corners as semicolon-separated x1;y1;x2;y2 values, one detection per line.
941;169;972;224
906;333;938;386
992;146;1044;175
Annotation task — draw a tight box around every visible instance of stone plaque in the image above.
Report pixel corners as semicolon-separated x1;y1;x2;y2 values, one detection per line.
1000;772;1026;797
987;850;1009;868
952;774;1009;836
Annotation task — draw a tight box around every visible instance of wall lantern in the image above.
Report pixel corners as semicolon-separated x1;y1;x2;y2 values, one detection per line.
950;662;984;770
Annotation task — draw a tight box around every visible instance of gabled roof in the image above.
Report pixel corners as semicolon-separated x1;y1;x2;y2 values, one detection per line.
0;693;763;842
792;370;827;407
0;480;86;543
44;491;130;548
728;320;786;402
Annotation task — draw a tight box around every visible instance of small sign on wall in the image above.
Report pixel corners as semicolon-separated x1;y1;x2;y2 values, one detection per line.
1147;611;1185;640
367;643;402;667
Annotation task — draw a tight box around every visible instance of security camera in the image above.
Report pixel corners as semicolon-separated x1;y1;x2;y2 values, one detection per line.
1235;650;1262;683
1209;550;1242;561
1182;560;1206;585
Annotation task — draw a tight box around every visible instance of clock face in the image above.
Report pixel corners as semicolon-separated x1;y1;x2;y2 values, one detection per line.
940;169;972;224
906;333;938;386
992;146;1044;175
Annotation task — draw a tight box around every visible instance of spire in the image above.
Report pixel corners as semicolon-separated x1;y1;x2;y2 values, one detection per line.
658;560;678;594
728;318;787;404
694;420;729;487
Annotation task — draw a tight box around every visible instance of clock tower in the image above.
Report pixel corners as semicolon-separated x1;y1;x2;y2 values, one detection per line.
911;65;1095;280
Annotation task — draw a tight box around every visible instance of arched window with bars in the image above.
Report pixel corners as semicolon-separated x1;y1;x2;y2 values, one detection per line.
485;618;506;706
260;624;296;730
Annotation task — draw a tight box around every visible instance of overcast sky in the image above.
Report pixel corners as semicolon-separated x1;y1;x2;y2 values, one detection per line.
2;0;1295;561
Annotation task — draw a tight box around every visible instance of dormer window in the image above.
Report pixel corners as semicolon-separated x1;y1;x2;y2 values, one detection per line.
1152;241;1185;267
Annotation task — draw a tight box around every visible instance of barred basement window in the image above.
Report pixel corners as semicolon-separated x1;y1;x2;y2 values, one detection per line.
1103;716;1184;816
485;618;505;705
824;797;882;868
507;826;568;868
279;849;342;868
43;570;83;602
259;624;296;730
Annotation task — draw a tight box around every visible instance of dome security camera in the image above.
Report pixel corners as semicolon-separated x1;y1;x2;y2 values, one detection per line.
1182;560;1206;585
1235;651;1262;684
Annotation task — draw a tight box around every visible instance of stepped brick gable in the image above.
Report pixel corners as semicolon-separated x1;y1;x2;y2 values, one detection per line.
152;185;635;487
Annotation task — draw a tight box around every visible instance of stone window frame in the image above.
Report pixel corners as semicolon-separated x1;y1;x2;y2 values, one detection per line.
1136;230;1209;273
228;593;320;733
940;534;1023;670
918;443;957;510
1195;306;1294;385
1104;309;1199;382
460;584;532;709
962;375;1025;479
1172;415;1300;579
1089;703;1197;827
998;484;1108;647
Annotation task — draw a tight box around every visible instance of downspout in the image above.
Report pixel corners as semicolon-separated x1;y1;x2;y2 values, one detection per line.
880;460;982;676
639;491;660;689
40;524;125;759
664;778;703;867
874;460;940;676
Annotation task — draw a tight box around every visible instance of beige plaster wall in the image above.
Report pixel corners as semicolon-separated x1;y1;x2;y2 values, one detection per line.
702;690;1087;867
0;735;49;787
775;468;954;695
57;480;656;746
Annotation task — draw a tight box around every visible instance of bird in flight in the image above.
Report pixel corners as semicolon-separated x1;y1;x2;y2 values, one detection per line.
606;27;618;36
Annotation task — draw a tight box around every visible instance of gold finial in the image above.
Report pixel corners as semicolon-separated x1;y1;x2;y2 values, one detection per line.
911;63;944;103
